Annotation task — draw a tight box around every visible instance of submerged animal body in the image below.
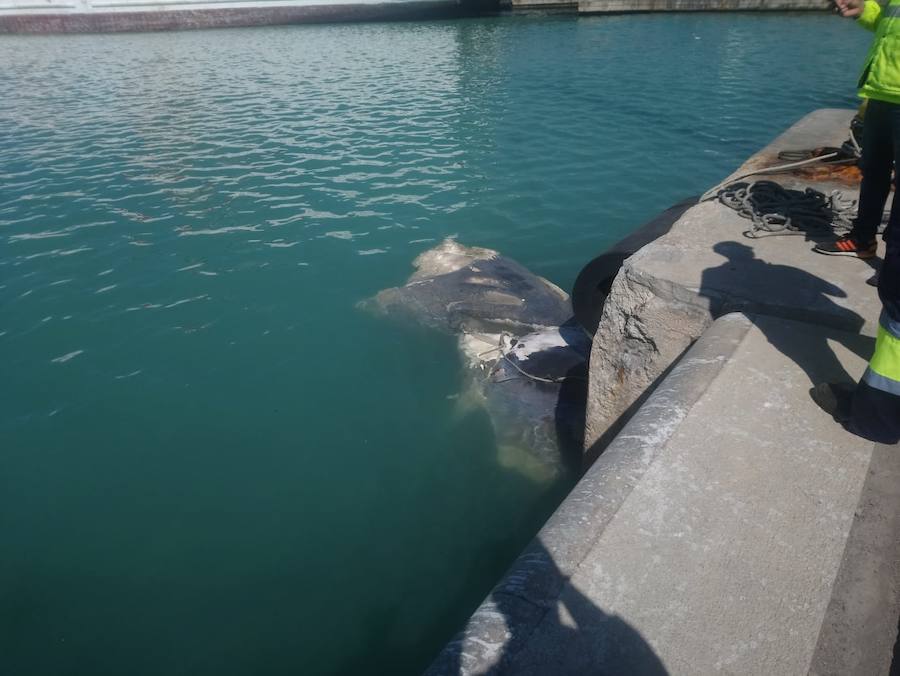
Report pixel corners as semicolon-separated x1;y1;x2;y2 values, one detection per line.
362;239;590;478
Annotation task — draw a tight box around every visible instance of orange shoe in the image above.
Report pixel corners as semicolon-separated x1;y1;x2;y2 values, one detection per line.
813;236;877;258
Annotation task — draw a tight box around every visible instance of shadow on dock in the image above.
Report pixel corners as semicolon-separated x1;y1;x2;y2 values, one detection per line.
424;538;667;675
700;241;873;386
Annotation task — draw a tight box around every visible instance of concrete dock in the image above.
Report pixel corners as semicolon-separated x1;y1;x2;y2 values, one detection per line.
0;0;477;34
425;110;900;674
509;0;831;14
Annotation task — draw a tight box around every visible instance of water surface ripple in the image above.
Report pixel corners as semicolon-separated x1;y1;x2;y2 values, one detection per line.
0;15;867;676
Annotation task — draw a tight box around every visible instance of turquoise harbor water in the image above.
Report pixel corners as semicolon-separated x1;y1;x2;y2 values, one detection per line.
1;14;868;676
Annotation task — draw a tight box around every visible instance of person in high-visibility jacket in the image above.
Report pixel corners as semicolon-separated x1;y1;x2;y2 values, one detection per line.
814;0;900;259
810;0;900;444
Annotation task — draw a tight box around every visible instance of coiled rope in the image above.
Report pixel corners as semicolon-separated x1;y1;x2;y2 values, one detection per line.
699;121;861;238
699;123;861;204
466;331;586;384
717;180;857;238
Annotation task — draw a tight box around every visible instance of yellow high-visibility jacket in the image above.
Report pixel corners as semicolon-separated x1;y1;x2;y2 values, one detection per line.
857;0;900;104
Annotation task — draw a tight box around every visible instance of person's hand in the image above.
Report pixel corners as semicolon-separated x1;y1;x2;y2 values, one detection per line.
833;0;864;18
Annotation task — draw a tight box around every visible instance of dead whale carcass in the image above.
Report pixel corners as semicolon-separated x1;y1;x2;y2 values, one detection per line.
361;239;590;479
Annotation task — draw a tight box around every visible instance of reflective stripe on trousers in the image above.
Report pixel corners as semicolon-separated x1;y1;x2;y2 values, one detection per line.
854;312;900;444
862;313;900;396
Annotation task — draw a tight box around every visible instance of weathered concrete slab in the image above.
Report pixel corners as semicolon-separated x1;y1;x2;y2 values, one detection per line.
511;315;888;675
578;0;830;13
585;108;882;453
426;314;900;675
809;441;900;676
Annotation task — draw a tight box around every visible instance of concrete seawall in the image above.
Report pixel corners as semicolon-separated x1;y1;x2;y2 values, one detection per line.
510;0;830;13
0;0;485;33
425;109;900;674
584;109;880;453
0;0;832;33
578;0;829;12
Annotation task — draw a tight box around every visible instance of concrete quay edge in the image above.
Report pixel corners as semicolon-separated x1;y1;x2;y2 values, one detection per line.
426;313;900;675
423;313;754;675
583;108;881;454
425;108;900;675
578;0;830;13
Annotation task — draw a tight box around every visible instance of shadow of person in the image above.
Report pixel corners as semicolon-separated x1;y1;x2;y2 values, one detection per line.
700;241;873;386
554;357;589;477
425;538;667;676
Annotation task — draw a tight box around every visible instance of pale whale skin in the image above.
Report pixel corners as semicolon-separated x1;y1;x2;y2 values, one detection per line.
363;239;590;477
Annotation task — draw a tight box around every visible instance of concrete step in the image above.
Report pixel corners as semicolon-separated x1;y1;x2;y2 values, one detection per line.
426;313;900;675
584;108;882;456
